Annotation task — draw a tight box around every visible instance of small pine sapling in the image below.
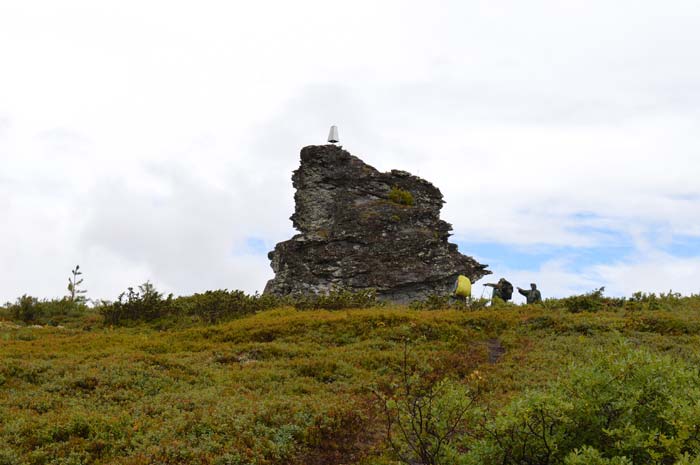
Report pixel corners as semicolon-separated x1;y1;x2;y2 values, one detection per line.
67;265;87;303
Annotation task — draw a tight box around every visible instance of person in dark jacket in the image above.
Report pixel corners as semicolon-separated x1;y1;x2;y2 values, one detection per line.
484;278;513;302
518;283;542;304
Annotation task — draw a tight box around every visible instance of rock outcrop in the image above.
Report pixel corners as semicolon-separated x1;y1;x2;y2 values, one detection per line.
264;145;490;302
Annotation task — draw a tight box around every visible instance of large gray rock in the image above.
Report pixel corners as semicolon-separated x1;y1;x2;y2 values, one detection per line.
264;145;490;302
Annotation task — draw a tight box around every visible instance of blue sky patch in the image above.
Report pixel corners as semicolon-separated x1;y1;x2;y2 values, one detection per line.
245;237;269;255
657;235;700;258
232;237;271;256
456;240;636;272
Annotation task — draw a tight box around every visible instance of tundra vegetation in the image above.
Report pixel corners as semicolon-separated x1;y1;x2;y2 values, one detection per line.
1;284;700;465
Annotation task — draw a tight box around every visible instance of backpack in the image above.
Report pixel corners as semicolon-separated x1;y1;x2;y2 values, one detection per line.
501;280;513;300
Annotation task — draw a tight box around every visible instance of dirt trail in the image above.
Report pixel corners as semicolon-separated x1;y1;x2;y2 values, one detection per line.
487;338;505;364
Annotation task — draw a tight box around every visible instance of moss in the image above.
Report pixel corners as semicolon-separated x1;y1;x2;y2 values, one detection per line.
388;186;414;206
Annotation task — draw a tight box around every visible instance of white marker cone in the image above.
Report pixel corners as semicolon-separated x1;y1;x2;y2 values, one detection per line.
327;125;339;143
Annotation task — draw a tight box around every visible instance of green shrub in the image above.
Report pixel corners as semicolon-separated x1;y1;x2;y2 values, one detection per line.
521;315;557;331
409;294;489;311
676;454;700;465
465;340;700;465
5;295;85;324
296;360;354;383
409;294;452;310
625;315;700;335
100;283;288;325
630;290;682;303
626;291;685;311
388;186;415;206
8;294;39;322
564;447;633;465
0;449;20;465
559;287;625;313
100;281;173;325
376;344;480;465
293;288;383;310
173;290;283;323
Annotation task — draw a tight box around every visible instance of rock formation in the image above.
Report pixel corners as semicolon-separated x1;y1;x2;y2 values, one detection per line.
264;145;490;302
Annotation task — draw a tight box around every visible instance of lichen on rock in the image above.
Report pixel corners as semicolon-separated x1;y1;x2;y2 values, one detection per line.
264;144;490;302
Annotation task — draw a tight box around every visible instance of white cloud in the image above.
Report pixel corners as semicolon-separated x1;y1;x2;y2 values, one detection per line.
474;253;700;303
1;0;699;301
474;247;700;302
593;253;700;297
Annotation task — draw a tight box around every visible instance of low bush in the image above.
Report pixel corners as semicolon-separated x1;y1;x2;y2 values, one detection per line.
409;294;489;311
100;283;287;325
99;282;389;325
4;295;86;324
409;294;453;310
100;281;173;325
521;315;558;331
293;288;384;311
375;343;481;465
173;290;285;323
625;291;687;311
630;290;683;303
624;315;700;335
558;287;625;313
464;340;700;465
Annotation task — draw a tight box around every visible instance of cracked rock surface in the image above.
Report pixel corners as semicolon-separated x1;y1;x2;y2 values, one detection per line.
264;145;490;302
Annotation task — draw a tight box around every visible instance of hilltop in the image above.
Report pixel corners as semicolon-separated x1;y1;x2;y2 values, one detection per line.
2;292;700;464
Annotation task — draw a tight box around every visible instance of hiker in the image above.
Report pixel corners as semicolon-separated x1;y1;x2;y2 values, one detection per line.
453;275;472;301
484;278;513;303
518;283;542;304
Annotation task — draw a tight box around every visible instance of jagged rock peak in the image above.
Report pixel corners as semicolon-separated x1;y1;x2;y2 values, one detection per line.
264;144;490;302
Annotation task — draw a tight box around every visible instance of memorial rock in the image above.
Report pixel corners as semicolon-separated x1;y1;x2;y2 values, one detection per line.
264;145;490;302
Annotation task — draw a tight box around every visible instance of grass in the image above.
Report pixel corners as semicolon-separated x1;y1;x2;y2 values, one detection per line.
2;296;700;464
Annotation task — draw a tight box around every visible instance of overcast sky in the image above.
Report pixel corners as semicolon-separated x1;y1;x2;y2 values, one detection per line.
1;0;699;303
